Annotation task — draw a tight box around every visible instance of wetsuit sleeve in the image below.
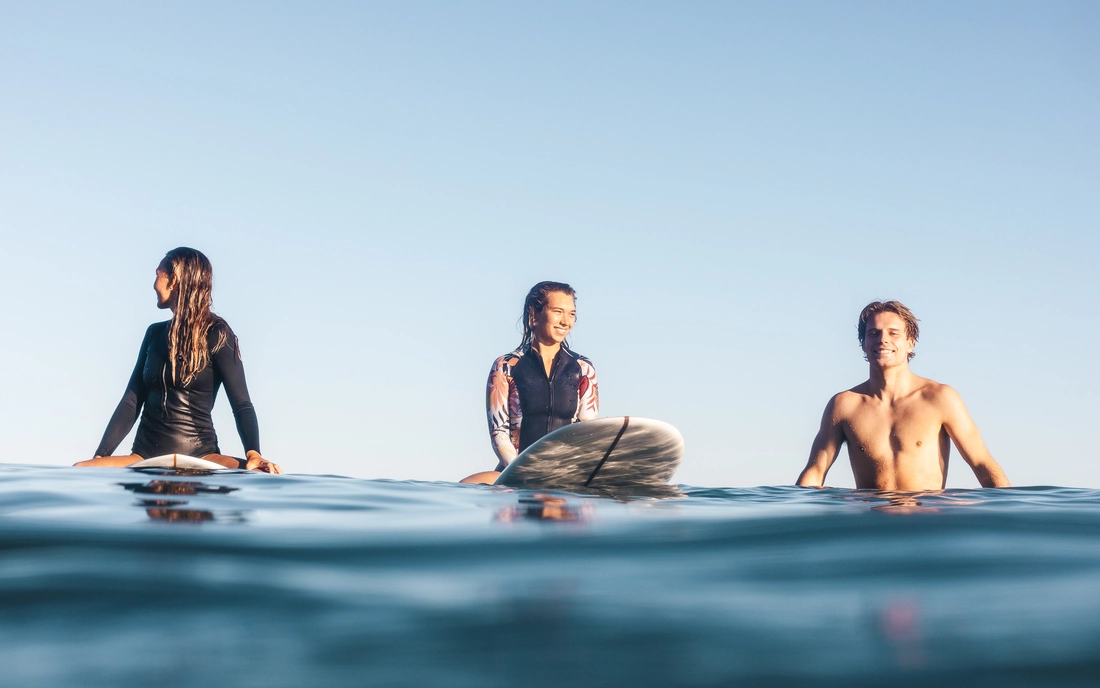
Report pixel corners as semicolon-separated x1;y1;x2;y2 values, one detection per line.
575;359;599;422
94;325;154;457
211;327;261;454
487;355;520;468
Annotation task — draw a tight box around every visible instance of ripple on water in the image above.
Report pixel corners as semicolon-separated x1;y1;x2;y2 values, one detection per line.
1;464;1099;687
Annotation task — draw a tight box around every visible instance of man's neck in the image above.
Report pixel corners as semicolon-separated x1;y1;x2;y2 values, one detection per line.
867;362;914;401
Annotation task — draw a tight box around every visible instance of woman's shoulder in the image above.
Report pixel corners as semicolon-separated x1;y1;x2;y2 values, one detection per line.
490;348;526;372
565;348;595;367
206;317;239;352
141;320;170;344
572;352;597;379
207;316;233;336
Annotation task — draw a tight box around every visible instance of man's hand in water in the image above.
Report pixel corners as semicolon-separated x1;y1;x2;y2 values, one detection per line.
245;450;283;474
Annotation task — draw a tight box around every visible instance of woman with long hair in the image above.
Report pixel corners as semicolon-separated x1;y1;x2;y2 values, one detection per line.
77;248;280;473
461;281;599;484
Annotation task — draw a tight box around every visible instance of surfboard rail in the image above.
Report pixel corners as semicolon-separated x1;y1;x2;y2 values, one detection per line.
128;454;228;471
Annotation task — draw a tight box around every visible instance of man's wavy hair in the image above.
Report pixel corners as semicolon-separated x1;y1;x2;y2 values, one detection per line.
518;281;576;350
857;300;920;361
161;247;230;385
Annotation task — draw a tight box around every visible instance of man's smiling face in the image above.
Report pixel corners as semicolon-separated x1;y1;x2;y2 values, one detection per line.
862;311;914;366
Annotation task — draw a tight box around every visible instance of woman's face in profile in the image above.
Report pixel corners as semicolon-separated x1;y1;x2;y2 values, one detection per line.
533;291;576;346
153;262;176;310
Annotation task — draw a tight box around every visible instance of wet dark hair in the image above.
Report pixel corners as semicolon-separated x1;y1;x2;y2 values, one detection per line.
161;247;229;384
857;300;920;361
519;281;576;350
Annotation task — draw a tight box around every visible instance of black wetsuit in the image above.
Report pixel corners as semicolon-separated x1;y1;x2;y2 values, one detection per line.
511;347;586;453
94;319;260;459
486;345;599;468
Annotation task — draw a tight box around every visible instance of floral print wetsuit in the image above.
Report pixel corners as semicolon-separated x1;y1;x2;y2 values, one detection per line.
486;345;599;469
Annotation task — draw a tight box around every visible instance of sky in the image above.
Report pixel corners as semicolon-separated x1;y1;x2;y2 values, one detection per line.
1;1;1097;488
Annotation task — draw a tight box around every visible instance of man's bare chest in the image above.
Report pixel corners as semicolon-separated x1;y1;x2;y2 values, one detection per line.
841;400;944;458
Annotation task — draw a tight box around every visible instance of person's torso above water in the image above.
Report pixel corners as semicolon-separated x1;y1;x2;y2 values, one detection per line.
511;346;587;452
135;320;231;454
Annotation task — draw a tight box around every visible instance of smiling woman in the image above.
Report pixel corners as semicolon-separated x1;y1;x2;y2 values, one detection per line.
461;281;599;485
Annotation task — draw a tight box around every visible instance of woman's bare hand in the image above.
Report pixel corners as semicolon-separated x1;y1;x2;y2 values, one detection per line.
245;450;282;474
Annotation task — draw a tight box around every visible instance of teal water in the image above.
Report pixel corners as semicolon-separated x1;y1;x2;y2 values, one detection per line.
1;464;1099;687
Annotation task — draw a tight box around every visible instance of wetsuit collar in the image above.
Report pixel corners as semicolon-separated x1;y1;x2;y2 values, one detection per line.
529;343;571;378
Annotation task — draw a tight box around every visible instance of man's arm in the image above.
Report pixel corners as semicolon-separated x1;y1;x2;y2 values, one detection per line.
797;396;846;487
938;385;1011;488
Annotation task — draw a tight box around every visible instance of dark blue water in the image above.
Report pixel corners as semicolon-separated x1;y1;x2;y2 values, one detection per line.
2;464;1099;687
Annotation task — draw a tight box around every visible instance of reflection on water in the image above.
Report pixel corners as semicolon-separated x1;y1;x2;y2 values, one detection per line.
137;499;187;507
867;492;943;514
120;479;238;496
495;492;592;522
827;489;997;514
129;466;224;478
572;483;685;501
144;507;216;522
879;596;926;669
1;467;1100;687
121;479;239;523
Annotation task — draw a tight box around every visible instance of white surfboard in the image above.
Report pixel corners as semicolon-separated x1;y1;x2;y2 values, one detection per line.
494;416;683;490
128;454;228;470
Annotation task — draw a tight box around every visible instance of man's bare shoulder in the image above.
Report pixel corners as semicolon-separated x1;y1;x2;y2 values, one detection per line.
829;385;870;416
915;377;968;410
829;376;962;412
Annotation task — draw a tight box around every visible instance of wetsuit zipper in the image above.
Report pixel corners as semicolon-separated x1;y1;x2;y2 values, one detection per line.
546;370;554;437
545;350;558;437
510;345;585;454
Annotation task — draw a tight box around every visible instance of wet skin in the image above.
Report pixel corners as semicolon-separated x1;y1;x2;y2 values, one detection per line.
533;292;576;375
797;311;1010;490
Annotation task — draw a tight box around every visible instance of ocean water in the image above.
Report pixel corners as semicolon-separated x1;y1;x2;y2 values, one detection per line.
1;464;1099;687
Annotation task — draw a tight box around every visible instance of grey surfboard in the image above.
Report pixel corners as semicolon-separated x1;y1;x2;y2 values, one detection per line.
494;416;683;490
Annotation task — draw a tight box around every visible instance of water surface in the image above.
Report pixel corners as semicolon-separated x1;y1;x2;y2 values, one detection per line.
1;464;1098;686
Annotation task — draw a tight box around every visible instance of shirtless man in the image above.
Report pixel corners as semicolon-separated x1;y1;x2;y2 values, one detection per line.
797;300;1010;490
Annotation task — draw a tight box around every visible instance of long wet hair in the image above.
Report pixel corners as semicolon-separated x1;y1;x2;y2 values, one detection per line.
161;247;229;385
518;281;576;350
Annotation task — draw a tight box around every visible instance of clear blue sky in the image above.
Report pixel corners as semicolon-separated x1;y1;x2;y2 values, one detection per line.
2;1;1097;487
